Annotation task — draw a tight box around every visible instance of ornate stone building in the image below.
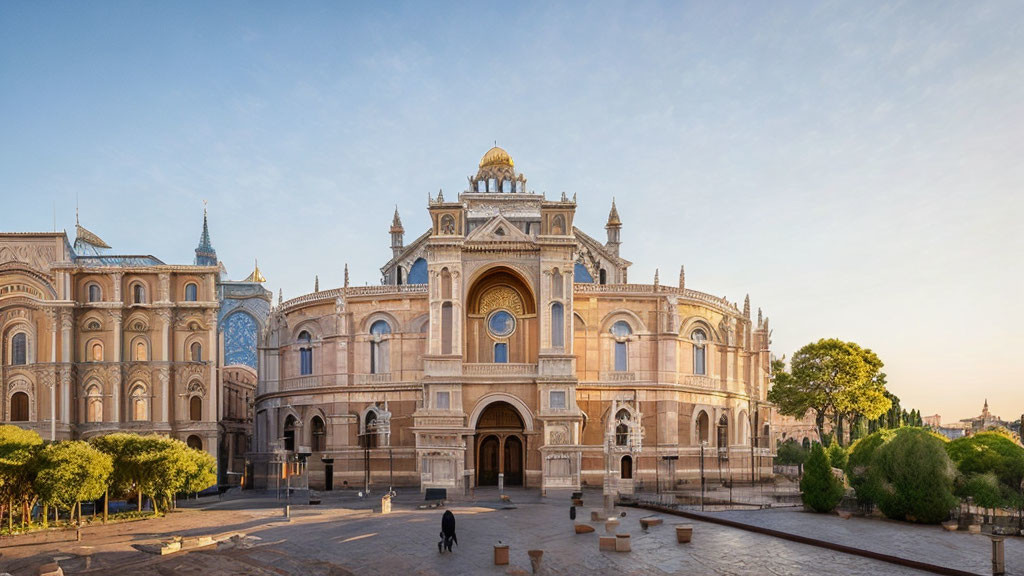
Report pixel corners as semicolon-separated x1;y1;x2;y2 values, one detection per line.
0;215;220;453
252;147;774;493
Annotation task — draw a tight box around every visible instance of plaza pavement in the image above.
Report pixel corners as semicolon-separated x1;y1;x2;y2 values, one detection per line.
0;488;1015;575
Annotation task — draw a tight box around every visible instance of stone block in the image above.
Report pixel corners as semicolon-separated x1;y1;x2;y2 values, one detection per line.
675;524;693;543
605;520;619;533
37;563;63;576
967;525;982;534
941;521;958;532
494;544;509;565
575;523;595;534
159;541;182;555
640;517;662;528
599;536;616;551
615;533;631;552
591;510;602;521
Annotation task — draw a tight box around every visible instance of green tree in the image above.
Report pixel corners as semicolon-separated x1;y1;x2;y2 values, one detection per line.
91;433;166;512
947;432;1024;495
957;472;1005;509
33;442;112;524
845;428;895;506
0;425;43;531
768;340;891;445
871;428;956;524
180;447;217;497
826;437;848;470
800;443;845;513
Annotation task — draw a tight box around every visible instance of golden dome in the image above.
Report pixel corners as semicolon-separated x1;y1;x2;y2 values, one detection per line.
479;146;514;169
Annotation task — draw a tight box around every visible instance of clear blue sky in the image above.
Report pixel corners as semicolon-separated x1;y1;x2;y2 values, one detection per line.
2;2;1021;422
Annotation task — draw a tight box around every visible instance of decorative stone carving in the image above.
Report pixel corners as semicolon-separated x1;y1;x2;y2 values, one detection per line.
478;286;525;316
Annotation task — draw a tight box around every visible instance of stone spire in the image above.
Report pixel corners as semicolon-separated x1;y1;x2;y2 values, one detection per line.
390;206;404;257
743;294;751;319
278;289;283;305
344;264;350;288
605;197;622;257
678;265;685;290
315;275;320;293
653;268;660;287
757;307;763;327
194;203;217;266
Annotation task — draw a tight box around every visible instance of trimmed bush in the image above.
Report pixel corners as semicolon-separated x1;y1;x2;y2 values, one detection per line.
800;443;844;513
947;431;1024;491
958;472;1005;509
871;427;957;523
776;438;808;466
845;429;894;506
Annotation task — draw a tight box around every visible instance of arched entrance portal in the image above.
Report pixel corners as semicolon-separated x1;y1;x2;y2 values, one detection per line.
475;401;525;487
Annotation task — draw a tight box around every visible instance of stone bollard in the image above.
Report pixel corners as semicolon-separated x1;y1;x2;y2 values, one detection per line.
675;524;693;543
570;505;576;520
494;543;510;565
615;533;631;552
992;536;1005;575
528;549;544;574
605;519;620;533
381;495;392;515
284;505;290;519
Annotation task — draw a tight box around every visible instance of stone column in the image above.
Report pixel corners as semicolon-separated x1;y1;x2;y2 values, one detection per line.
111;311;122;422
60;311;72;424
207;309;217;423
157;309;172;422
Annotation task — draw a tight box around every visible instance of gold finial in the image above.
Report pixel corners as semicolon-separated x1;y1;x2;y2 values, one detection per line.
244;259;266;283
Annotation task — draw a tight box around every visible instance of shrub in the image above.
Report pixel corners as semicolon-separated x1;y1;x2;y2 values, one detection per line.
957;472;1006;509
871;428;957;523
947;432;1024;492
845;429;894;506
800;443;844;513
776;439;808;466
826;437;848;470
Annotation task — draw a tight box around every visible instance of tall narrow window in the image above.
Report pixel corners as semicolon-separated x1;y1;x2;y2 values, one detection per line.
298;331;313;375
551;303;564;348
190;342;203;362
185;283;198;302
441;302;453;355
131;386;148;421
10;392;29;421
552;269;563;299
494;342;508;363
86;385;103;423
615;409;630;446
697;411;710;444
551;214;566;235
311;416;326;452
621;455;633;479
88;283;101;302
90;341;103;362
599;269;607;285
611;321;632;371
133;284;145;304
436;390;451;410
396;267;403;285
12;333;27;365
135;341;148;361
692;329;707;375
362;412;378;448
440;268;452;299
190;395;203;421
283;415;297;451
370;321;391;374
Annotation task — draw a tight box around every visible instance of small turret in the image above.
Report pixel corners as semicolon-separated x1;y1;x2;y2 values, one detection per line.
653;268;660;287
278;289;283;306
390;206;404;257
344;264;350;288
678;265;685;290
315;275;320;293
744;294;751;319
194;204;217;267
605;198;622;256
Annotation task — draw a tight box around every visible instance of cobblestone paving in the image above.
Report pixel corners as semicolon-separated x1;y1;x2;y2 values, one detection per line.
707;507;1024;576
0;489;996;575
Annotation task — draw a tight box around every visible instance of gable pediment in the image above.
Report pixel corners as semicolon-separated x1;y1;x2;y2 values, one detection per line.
464;215;534;245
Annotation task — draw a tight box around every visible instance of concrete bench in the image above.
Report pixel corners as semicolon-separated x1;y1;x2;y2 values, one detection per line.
424;488;447;507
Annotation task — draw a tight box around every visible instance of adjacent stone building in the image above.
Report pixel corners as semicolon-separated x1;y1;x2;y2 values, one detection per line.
251;147;774;494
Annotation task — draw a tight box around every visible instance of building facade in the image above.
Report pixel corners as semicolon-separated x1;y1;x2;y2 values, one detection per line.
251;147;774;493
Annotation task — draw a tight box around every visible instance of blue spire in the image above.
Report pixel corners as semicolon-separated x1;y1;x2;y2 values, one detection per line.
195;205;217;266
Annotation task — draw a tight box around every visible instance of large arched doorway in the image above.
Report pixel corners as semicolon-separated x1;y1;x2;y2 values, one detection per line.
475;401;525;487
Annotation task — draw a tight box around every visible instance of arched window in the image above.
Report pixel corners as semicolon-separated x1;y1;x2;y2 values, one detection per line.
190;395;202;421
132;283;145;304
408;257;429;284
802;437;811;450
184;283;198;302
86;385;103;423
692;329;707;375
11;333;27;365
441;302;453;355
477;180;486;193
611;321;632;371
599;269;607;285
298;331;313;375
10;392;29;421
551;303;564;348
88;283;102;302
552;269;563;299
493;342;508;363
283;415;297;451
311;416;326;452
362;410;378;448
615;409;630;446
551;214;566;235
131;386;148;421
135;341;148;361
90;341;103;362
620;455;633;479
190;341;202;362
574;262;594;283
696;410;710;444
440;268;452;299
187;435;203;450
717;414;729;448
369;321;391;374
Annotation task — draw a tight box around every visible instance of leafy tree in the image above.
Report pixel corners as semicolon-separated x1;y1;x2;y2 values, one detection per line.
775;438;808;466
769;340;890;445
34;442;112;523
957;472;1005;509
91;433;166;511
947;432;1024;494
826;437;848;470
870;427;956;524
0;425;43;530
180;447;217;497
800;443;845;513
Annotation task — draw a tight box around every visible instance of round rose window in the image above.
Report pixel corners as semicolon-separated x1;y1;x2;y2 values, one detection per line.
487;310;516;338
